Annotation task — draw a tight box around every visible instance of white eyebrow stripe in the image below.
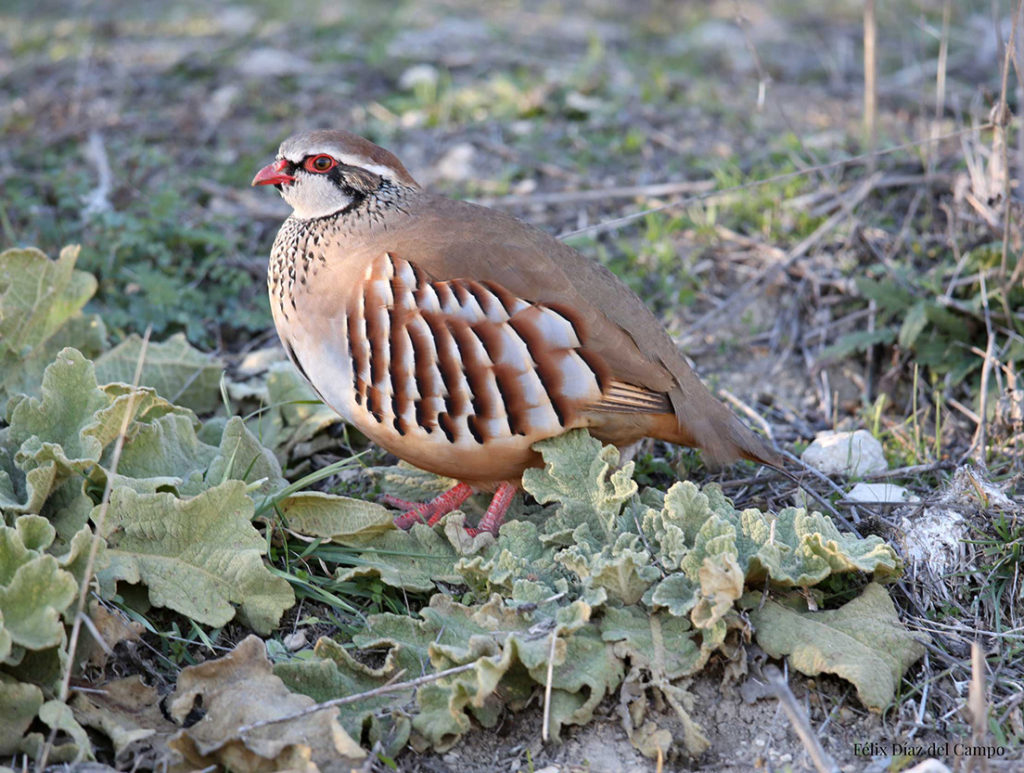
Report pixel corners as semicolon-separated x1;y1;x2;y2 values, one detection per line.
337;156;396;179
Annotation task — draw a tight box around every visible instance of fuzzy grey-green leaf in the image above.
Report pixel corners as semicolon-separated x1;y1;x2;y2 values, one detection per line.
95;482;293;633
750;583;926;711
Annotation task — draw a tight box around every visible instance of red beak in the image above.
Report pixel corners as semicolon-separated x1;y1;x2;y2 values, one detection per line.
252;159;295;186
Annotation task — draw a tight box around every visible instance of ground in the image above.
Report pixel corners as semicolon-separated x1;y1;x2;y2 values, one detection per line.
1;0;1022;771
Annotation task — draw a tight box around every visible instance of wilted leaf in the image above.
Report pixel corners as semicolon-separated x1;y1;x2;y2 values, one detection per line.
79;602;143;670
275;636;412;757
750;583;926;710
691;552;744;629
71;676;175;767
168;635;364;771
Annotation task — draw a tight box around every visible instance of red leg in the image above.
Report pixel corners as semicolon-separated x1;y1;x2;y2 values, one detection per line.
473;482;517;536
391;483;473;530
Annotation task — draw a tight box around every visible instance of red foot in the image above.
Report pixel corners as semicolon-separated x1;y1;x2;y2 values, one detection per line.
390;483;473;529
476;482;517;535
388;481;518;535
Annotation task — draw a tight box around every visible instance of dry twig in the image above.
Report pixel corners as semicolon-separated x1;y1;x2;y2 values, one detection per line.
762;664;839;773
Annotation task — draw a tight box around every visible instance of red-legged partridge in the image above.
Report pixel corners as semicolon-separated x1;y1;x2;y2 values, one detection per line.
253;130;781;535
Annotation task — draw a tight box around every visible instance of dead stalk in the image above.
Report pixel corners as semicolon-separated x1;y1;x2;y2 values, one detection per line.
863;0;877;151
542;628;558;742
35;328;152;773
764;665;839;773
237;661;476;735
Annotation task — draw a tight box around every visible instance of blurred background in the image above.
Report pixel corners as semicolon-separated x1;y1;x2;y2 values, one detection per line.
0;0;1019;461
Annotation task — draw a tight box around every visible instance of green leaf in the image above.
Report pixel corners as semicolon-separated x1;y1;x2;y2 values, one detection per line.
94;333;223;414
601;606;703;681
8;349;112;475
819;328;895;362
95;482;293;634
274;637;411;757
648;573;700;617
897;301;929;348
855;276;913;314
0;315;106;417
523;429;637;543
111;412;216;495
750;583;926;711
204;416;286;496
455;520;558;595
0;246;100;413
0;516;77;656
251;361;341;454
0;673;43;755
556;533;658;604
37;700;92;763
0;454;57;517
336;524;461;592
278;491;399;543
743;507;902;586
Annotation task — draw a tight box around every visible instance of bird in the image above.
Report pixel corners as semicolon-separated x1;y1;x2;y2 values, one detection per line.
253;129;782;535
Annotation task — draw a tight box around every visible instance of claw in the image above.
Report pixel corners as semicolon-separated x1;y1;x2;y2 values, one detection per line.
379;493;421;511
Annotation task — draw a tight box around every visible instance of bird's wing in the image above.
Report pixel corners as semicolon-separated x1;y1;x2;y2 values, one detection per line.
376;194;780;466
347;250;677;446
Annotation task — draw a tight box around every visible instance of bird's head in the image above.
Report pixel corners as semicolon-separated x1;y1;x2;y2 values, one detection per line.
252;129;419;220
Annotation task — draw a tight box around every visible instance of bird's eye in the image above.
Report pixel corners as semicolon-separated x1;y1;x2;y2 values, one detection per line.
305;154;336;173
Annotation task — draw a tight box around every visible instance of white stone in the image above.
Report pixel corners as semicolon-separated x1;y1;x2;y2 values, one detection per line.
847;482;918;504
801;430;888;477
565;90;606;114
283;631;308;651
398;63;439;91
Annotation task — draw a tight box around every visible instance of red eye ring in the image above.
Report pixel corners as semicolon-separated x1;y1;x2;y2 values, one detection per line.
305;154;336;173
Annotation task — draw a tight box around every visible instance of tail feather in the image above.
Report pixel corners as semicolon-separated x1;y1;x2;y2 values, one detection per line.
641;409;783;469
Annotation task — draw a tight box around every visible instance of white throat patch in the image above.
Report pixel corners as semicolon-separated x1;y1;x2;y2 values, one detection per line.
280;173;353;220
